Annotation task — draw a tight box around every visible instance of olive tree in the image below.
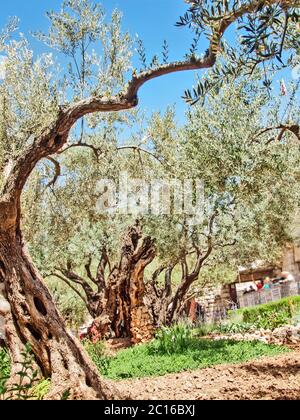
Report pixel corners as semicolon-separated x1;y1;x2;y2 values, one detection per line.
24;71;300;333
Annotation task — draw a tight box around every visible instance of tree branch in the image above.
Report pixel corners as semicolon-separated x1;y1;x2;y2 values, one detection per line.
117;146;165;166
50;273;88;307
150;265;166;298
45;157;61;188
96;249;109;291
55;267;95;300
252;124;300;143
188;212;217;281
164;265;174;298
58;141;103;161
84;257;98;286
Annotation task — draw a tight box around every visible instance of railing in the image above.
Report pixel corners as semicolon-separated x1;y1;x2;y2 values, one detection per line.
238;281;300;309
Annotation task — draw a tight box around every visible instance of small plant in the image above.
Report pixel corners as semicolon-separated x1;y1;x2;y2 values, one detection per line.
215;322;255;335
0;348;10;396
30;379;51;400
84;340;111;376
153;323;194;355
292;308;300;325
194;323;217;337
0;344;39;401
60;389;71;400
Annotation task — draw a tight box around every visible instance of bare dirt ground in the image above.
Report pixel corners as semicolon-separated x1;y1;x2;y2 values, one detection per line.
113;350;300;400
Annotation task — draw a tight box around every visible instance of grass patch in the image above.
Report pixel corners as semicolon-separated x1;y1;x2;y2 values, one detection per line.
88;338;289;380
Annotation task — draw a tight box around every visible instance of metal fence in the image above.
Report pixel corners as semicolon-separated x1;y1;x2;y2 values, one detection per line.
238;281;300;309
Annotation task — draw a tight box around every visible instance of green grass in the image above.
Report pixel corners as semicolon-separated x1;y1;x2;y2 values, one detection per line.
88;339;289;381
1;338;290;387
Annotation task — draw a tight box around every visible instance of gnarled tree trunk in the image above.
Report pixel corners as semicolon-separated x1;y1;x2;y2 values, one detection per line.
55;223;156;344
146;224;214;328
88;223;156;344
0;207;119;399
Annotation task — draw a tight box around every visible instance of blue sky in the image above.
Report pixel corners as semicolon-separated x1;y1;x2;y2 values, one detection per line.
0;1;296;128
0;0;202;123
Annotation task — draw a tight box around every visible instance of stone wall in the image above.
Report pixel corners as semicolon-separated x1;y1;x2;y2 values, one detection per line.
213;324;300;346
195;284;232;323
130;305;155;344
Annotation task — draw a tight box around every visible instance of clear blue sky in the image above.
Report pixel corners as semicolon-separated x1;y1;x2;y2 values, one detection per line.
0;1;295;127
0;0;202;124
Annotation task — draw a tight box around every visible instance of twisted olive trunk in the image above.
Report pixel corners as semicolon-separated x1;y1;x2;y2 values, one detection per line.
0;218;119;399
89;225;156;343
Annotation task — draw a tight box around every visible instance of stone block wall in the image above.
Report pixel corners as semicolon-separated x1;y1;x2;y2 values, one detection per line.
130;305;155;344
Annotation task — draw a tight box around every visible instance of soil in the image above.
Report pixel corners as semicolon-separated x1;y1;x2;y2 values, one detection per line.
105;338;133;356
112;350;300;400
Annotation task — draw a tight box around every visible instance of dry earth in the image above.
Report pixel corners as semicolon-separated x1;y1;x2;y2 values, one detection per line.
112;351;300;400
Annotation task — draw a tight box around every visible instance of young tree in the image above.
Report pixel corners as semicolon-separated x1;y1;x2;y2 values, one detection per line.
0;0;298;399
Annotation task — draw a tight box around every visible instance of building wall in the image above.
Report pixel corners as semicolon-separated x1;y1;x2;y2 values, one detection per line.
282;244;300;281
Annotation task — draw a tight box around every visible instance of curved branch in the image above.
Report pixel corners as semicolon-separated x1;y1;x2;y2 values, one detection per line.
50;273;88;307
123;57;216;101
45;157;61;188
149;265;167;298
117;146;165;166
58;142;103;161
84;257;98;286
252;124;300;143
55;267;95;301
164;265;174;298
96;249;109;290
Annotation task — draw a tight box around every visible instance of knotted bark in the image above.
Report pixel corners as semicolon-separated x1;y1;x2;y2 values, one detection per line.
88;223;156;343
0;226;120;400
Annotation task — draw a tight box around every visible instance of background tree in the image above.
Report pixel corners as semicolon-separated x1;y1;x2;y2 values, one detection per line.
146;76;300;324
23;69;300;334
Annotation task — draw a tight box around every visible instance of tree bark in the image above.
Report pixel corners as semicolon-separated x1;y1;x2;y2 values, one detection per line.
146;244;214;327
0;228;119;400
54;224;156;344
88;223;156;343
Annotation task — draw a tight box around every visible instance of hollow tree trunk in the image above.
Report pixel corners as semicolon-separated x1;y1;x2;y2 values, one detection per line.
90;223;156;344
0;227;119;400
